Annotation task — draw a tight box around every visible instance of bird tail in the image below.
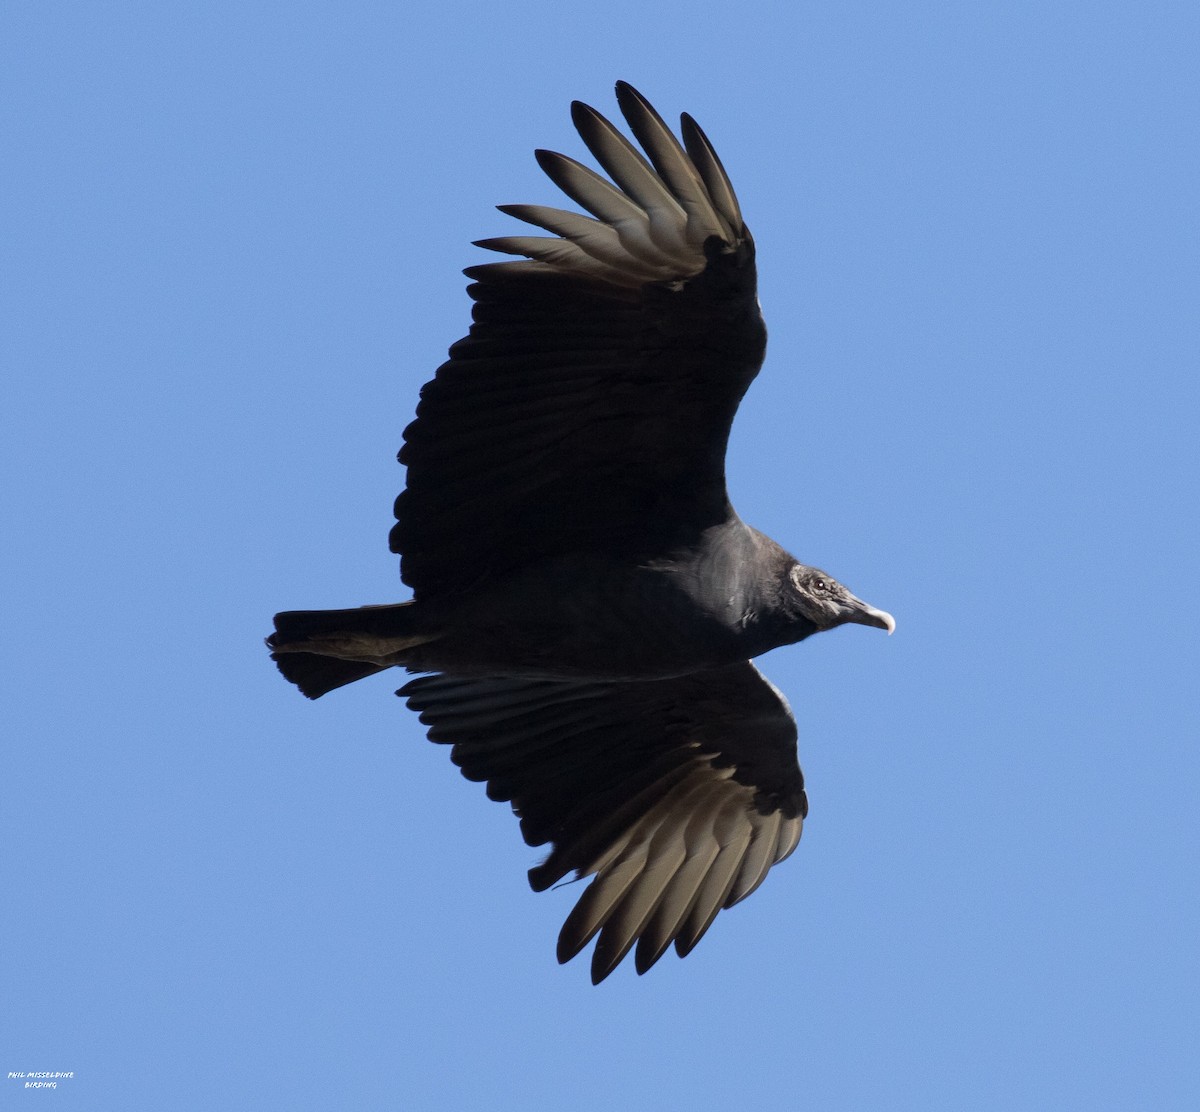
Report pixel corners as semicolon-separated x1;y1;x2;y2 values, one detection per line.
270;653;386;700
267;602;434;700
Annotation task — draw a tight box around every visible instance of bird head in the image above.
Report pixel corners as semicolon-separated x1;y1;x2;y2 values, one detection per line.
787;564;895;636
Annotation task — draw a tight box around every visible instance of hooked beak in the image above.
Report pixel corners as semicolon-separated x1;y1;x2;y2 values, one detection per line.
838;593;896;635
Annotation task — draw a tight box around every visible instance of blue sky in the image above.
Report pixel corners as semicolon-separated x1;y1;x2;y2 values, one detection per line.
4;2;1198;1109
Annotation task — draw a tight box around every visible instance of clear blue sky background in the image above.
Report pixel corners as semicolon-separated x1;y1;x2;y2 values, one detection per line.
4;2;1198;1109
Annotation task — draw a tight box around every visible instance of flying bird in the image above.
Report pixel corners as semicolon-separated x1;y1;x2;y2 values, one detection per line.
268;82;894;983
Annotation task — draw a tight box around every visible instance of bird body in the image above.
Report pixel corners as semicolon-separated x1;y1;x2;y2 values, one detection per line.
268;83;894;982
275;522;828;682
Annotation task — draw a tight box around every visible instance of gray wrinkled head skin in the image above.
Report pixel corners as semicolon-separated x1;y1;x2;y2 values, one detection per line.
788;564;896;635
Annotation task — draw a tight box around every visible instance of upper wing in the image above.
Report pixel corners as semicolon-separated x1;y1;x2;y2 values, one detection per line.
399;661;807;984
391;83;767;598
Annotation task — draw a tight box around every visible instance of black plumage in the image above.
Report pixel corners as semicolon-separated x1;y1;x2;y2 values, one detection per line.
268;82;894;982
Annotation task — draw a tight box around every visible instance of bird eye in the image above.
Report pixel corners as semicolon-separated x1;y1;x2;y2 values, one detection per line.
813;578;827;592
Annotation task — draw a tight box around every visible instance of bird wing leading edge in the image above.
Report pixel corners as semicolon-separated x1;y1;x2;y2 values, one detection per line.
400;661;807;984
392;83;767;598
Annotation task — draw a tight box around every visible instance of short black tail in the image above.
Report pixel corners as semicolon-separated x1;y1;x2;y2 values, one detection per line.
267;602;427;700
271;651;387;699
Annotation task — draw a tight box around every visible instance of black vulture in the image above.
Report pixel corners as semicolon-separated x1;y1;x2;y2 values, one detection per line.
268;82;894;983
